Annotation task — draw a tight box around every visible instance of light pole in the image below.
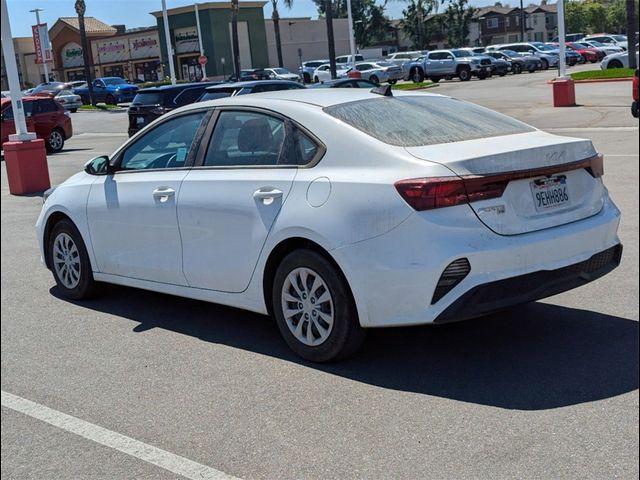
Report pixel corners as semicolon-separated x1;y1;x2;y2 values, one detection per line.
29;8;50;82
519;0;525;42
194;3;207;79
161;0;177;84
74;0;95;105
346;0;357;70
556;0;567;78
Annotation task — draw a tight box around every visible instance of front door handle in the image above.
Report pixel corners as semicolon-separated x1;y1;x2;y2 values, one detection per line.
253;188;283;205
152;186;175;203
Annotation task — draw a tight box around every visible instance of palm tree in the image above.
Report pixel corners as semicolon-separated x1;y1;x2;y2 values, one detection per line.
325;0;337;78
271;0;294;68
231;0;241;79
626;0;637;69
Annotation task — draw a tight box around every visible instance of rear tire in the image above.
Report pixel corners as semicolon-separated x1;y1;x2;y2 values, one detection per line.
387;79;397;85
512;63;522;74
70;108;78;113
303;73;311;84
477;70;488;80
272;249;365;362
313;76;320;83
46;128;65;153
370;75;380;85
607;60;623;69
48;219;96;300
105;94;116;105
541;58;549;70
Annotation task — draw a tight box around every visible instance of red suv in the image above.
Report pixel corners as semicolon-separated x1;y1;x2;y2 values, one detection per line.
1;96;73;152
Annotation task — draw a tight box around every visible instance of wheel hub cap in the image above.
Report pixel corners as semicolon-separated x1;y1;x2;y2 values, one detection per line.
281;267;334;347
53;232;81;289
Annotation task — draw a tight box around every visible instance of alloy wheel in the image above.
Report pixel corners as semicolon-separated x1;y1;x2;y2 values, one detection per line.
53;232;81;289
281;267;334;347
48;130;64;152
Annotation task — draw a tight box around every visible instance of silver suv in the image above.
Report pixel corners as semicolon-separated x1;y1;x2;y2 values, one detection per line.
419;49;492;82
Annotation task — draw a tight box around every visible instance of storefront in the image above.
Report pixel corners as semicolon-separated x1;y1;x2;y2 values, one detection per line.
174;27;203;81
61;42;86;81
93;30;161;81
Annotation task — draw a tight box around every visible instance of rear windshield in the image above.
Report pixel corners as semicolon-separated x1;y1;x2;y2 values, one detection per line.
323;96;534;147
198;89;236;101
131;91;165;105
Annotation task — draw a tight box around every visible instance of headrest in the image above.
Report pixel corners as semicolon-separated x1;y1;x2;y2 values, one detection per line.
238;117;273;152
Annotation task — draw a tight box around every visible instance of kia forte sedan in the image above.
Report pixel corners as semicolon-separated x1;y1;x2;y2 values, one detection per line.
36;89;622;362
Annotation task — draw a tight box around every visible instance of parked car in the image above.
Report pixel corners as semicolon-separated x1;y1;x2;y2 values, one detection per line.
335;54;364;65
632;69;639;118
51;89;82;113
385;51;423;66
486;50;541;74
565;42;605;63
460;48;509;76
37;88;622;362
1;96;72;152
30;82;72;96
581;40;624;55
67;80;87;90
600;49;640;69
197;80;305;102
299;60;329;84
226;69;272;82
127;82;220;137
495;43;559;70
552;33;586;43
308;78;378;89
312;63;352;83
265;67;301;82
74;77;138;105
1;91;9;98
584;34;628;51
407;49;492;83
352;61;405;84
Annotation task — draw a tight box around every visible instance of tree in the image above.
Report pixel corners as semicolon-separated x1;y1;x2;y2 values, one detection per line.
271;0;294;68
565;0;589;33
313;0;392;48
444;0;475;47
399;0;440;49
231;0;240;79
325;0;337;78
626;0;637;68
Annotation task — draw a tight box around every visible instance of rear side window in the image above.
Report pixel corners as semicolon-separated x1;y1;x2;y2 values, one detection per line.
323;96;534;147
198;88;236;101
38;100;60;113
174;87;206;106
132;91;164;105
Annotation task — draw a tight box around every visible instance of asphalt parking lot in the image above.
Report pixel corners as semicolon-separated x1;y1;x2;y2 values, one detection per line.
2;68;638;480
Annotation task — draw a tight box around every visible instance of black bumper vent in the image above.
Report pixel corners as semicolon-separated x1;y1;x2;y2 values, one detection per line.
432;258;471;304
434;244;622;324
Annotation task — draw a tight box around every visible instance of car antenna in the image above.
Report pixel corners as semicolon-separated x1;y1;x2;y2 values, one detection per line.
370;84;393;97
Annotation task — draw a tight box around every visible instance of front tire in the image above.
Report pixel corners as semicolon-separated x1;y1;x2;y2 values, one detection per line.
369;75;380;85
303;73;311;84
541;58;549;70
512;63;522;74
48;219;96;300
607;60;623;69
458;66;471;81
272;249;365;362
411;68;425;83
105;94;116;105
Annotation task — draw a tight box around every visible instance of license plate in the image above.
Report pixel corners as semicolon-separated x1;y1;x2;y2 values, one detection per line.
531;175;570;211
136;116;145;125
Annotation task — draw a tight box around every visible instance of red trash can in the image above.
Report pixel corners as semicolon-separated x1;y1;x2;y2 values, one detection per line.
552;78;576;107
347;70;362;79
3;138;51;195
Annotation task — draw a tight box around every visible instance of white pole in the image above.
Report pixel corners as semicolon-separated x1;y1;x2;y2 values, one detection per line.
194;3;207;78
31;9;49;82
346;0;357;70
1;0;36;141
161;0;177;84
557;0;567;78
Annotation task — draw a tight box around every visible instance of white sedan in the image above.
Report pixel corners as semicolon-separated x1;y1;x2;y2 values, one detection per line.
37;89;622;362
312;63;351;83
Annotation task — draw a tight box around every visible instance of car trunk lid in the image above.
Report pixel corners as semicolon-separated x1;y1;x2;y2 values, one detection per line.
405;131;606;235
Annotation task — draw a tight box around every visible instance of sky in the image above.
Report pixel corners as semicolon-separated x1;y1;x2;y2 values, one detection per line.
4;0;533;38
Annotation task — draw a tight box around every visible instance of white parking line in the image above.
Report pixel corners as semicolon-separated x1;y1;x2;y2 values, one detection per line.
1;390;239;480
545;127;638;132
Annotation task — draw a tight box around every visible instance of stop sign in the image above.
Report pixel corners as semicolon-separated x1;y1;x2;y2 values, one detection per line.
198;55;208;65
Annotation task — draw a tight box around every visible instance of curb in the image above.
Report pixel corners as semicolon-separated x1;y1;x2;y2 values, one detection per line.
547;77;633;84
77;108;127;113
393;84;439;91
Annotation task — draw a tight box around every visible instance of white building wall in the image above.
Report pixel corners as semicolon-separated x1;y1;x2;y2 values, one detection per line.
265;18;350;71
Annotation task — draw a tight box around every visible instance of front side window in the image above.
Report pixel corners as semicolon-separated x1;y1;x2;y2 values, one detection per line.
2;101;34;120
203;111;319;167
120;112;206;170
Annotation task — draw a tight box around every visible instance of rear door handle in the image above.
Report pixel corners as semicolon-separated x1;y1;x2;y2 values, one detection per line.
253;188;283;204
152;186;175;203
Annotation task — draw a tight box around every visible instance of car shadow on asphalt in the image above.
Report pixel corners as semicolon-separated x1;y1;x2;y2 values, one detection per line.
50;284;638;411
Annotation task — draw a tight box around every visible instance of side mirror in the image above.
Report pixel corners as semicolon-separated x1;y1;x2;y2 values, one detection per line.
84;155;111;175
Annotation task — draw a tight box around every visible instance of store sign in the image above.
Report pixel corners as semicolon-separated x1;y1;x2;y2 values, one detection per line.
174;27;199;54
61;42;84;68
129;34;160;60
95;39;128;63
32;23;53;64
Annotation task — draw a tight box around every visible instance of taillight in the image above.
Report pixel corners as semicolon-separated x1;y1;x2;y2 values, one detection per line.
395;153;603;211
394;176;507;211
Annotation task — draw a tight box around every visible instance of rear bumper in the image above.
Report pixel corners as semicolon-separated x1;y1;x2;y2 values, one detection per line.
333;195;621;328
434;244;622;323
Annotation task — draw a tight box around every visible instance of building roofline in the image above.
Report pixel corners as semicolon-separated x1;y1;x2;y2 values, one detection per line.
150;1;267;18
